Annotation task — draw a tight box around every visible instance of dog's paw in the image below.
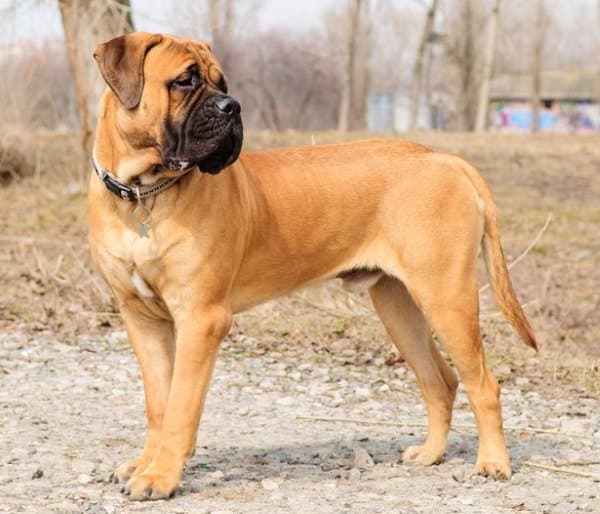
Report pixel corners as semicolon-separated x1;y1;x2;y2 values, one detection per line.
111;457;150;484
402;444;444;466
122;467;179;501
111;461;137;484
473;459;512;480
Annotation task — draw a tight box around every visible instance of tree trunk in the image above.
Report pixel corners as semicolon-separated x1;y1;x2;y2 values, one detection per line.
208;0;235;70
337;0;362;132
531;0;546;133
58;0;134;176
474;0;501;132
408;0;438;131
459;0;475;131
357;10;372;130
58;0;93;163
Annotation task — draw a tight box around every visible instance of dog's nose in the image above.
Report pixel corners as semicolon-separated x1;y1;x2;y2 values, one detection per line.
215;96;240;116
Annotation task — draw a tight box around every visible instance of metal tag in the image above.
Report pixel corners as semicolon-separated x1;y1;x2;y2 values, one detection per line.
139;222;150;238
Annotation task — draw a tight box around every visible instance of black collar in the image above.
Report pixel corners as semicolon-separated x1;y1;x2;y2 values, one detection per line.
92;153;191;201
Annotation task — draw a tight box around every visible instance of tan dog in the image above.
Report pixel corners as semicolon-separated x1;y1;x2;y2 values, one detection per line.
89;32;536;501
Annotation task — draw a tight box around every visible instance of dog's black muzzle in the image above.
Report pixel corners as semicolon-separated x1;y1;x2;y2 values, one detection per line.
165;94;243;175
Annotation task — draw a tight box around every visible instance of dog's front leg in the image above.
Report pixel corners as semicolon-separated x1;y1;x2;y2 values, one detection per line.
112;306;175;484
123;304;232;501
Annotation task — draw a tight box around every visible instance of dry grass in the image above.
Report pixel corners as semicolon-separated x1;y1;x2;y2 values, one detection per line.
1;130;598;398
0;127;36;185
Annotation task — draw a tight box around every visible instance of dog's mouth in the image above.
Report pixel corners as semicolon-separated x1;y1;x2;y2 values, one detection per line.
197;127;241;174
165;116;243;175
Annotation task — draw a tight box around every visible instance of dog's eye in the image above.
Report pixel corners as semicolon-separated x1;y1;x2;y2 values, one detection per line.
174;76;193;87
170;68;200;92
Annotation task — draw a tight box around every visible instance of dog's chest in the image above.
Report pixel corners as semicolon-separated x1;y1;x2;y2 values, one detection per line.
126;234;163;299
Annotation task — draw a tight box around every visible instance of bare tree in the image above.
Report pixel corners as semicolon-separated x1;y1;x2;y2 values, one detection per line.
408;0;439;131
531;0;546;133
175;1;261;67
337;0;364;132
233;28;341;131
0;41;75;128
207;0;235;70
475;0;501;132
58;0;134;166
441;0;482;131
357;14;373;128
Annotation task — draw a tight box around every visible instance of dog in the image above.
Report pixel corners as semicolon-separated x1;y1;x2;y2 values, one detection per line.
89;32;537;501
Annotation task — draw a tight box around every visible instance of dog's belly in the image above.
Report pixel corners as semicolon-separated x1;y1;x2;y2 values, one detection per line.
229;234;398;313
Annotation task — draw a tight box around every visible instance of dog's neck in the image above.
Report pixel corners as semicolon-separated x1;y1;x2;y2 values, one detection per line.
93;93;188;186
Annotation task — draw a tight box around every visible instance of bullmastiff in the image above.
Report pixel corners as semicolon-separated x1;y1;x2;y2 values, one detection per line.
89;32;537;500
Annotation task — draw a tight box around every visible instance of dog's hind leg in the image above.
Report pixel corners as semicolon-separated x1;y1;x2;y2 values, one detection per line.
369;276;458;466
406;269;511;479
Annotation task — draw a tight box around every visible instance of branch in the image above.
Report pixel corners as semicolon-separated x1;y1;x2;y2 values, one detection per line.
522;461;600;480
296;414;591;439
480;212;553;294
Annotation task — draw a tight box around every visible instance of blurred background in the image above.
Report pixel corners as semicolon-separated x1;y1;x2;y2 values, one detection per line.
1;1;599;140
0;1;599;395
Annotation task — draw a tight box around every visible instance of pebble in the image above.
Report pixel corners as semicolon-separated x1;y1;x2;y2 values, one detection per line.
354;386;371;400
78;474;93;485
261;479;279;491
353;448;374;469
106;330;127;345
3;331;600;513
469;474;487;485
71;459;96;474
270;491;286;501
258;378;273;389
50;501;80;513
348;468;361;482
87;507;108;514
515;377;530;387
275;396;295;406
207;470;225;483
452;469;466;483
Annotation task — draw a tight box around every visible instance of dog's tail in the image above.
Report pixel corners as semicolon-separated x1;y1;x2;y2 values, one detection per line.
461;162;538;350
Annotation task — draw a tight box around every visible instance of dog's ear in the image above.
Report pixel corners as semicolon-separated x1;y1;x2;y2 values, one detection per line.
94;32;163;109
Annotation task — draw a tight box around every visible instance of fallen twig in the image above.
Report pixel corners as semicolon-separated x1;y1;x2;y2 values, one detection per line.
66;243;112;303
480;212;553;294
297;414;418;428
295;414;589;439
555;460;600;467
522;461;600;480
0;234;67;246
481;299;538;319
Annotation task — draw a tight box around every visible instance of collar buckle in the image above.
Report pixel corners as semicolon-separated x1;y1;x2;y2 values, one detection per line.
99;170;136;201
92;152;189;202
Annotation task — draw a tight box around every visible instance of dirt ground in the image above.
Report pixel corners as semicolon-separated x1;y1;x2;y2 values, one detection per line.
0;131;599;512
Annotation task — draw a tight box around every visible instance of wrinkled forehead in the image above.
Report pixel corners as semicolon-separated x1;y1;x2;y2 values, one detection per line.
144;35;224;85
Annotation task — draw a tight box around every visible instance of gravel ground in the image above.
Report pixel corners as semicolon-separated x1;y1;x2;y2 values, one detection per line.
1;330;599;514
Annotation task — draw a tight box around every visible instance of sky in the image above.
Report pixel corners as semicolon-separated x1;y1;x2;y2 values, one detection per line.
0;0;334;44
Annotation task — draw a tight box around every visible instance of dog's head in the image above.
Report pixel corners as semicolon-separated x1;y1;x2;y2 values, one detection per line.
94;32;243;175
